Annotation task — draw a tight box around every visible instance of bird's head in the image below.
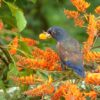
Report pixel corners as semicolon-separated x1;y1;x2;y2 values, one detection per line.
39;26;67;41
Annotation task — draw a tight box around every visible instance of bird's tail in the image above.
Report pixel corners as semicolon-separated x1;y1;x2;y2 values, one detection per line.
65;61;85;77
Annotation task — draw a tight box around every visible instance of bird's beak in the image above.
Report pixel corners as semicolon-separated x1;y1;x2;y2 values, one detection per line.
39;32;51;40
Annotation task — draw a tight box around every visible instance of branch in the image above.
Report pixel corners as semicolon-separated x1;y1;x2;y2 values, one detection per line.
0;55;9;66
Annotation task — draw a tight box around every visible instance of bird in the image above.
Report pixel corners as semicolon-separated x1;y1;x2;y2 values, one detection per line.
39;26;85;77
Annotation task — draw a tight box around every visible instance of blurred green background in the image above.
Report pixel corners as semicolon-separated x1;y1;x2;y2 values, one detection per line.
0;0;100;49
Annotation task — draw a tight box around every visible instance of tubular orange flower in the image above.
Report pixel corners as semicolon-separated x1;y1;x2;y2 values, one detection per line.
16;47;62;71
83;34;94;53
22;37;37;46
12;75;43;85
51;84;67;100
85;73;100;85
84;91;97;100
51;81;85;100
24;82;55;96
9;37;18;55
74;18;84;27
87;14;97;35
84;51;100;63
71;0;90;12
83;14;97;53
64;9;80;19
95;6;100;14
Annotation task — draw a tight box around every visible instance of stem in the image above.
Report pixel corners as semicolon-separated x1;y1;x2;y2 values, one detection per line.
0;55;9;66
0;41;12;63
91;46;100;50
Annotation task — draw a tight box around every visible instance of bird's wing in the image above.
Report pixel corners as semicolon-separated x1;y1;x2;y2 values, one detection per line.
57;37;83;66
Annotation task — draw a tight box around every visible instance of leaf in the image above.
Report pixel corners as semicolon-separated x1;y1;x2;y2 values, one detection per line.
36;70;48;80
5;2;27;32
30;0;37;3
7;63;19;79
19;41;32;55
0;80;6;92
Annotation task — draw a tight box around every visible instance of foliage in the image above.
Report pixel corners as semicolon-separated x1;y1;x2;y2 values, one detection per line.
0;0;100;100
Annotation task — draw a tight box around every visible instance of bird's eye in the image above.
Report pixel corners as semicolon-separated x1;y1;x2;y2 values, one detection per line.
48;30;52;34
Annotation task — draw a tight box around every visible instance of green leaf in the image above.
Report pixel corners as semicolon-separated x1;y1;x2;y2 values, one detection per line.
19;41;32;55
30;0;37;3
7;63;19;78
0;80;6;92
36;70;48;80
5;2;27;32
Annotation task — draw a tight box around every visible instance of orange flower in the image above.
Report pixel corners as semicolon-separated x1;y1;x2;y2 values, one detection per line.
74;18;84;27
24;82;55;96
12;75;43;85
83;14;97;53
83;34;94;53
71;0;90;12
96;20;100;31
87;14;97;35
95;6;100;14
0;21;3;30
85;73;100;85
84;51;100;63
51;84;67;100
9;37;18;55
16;47;62;71
84;91;97;100
22;37;37;46
52;81;85;100
64;9;80;19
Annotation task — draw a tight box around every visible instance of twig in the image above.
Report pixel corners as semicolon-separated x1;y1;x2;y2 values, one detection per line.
0;55;9;66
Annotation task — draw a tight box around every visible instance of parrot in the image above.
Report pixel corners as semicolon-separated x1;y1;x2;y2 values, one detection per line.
39;26;85;77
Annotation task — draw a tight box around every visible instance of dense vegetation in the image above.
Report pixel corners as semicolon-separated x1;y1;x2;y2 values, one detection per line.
0;0;100;100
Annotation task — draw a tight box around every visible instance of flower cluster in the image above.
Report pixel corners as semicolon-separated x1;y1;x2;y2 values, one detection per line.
52;81;97;100
64;0;100;63
51;81;85;100
24;82;55;96
9;37;37;55
85;73;100;85
12;75;43;85
16;47;61;71
84;52;100;63
71;0;90;12
64;10;80;19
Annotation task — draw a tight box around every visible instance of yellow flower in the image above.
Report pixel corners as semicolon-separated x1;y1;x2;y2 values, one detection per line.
39;32;51;40
39;32;47;40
